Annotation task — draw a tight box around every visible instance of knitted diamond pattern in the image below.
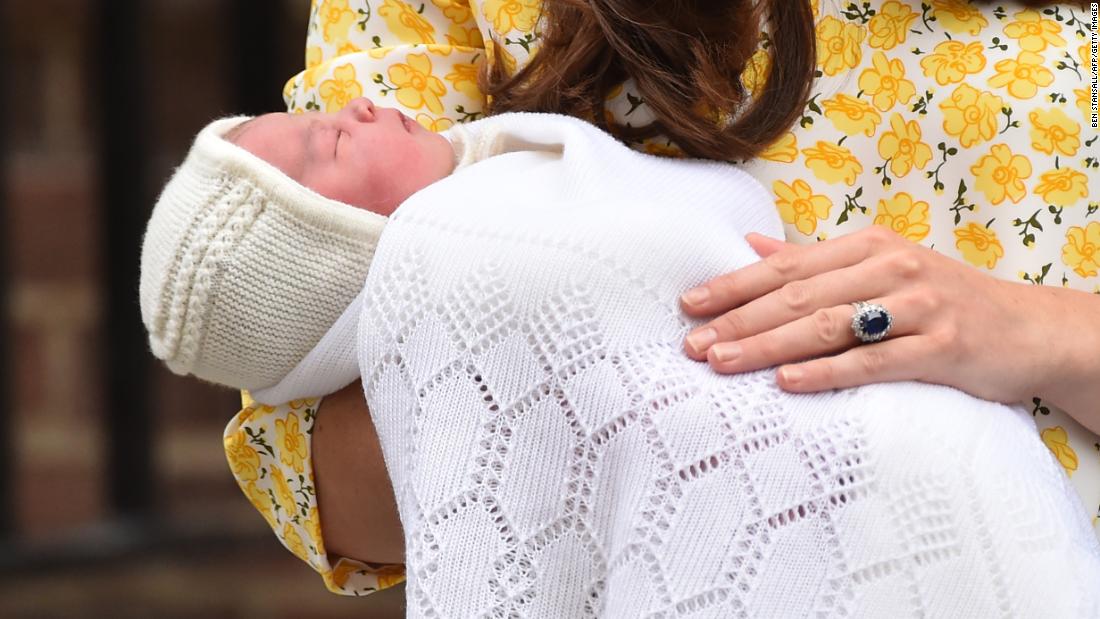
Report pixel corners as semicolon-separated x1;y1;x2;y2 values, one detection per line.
348;116;1100;617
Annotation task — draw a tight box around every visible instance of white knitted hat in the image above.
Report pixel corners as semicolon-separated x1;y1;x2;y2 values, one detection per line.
139;116;388;391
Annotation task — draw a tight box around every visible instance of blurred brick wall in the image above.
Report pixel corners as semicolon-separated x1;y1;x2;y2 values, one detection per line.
2;1;403;616
7;0;108;539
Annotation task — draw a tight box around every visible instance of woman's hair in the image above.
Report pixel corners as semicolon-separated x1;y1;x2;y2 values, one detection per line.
482;0;1087;162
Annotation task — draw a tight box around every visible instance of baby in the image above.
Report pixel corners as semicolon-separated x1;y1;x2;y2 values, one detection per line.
141;98;1100;616
141;97;469;391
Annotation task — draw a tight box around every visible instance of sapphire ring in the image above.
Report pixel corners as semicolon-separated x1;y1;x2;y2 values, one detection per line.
850;301;894;344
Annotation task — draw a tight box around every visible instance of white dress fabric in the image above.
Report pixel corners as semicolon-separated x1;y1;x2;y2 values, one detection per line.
261;113;1100;617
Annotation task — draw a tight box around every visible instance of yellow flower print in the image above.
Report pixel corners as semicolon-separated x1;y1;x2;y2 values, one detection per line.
873;193;931;241
919;40;986;86
802;141;863;186
988;51;1054;100
240;397;277;418
774;179;833;236
954;222;1005;269
1003;9;1064;53
859;52;916;112
815;15;866;77
759;131;798;163
288;398;316;410
274;412;308;474
1034;168;1089;207
324;558;367;591
305;45;325;79
482;0;541;35
939;84;1003;148
741;48;771;97
1062;223;1100;278
305;44;321;68
337;41;362;56
324;561;407;592
416;113;455;132
304;506;326;555
319;0;356;45
319;64;364;113
445;62;480;100
224;429;261;482
432;0;473;25
1040;426;1079;476
379;0;437;44
822;94;881;137
305;46;324;87
644;142;686;158
282;522;311;563
877;113;933;178
372;563;408;589
447;23;484;48
245;481;278;531
970;144;1032;206
1076;87;1092;123
929;0;988;35
867;1;918;50
1028;107;1081;157
271;469;299;518
388;53;447;114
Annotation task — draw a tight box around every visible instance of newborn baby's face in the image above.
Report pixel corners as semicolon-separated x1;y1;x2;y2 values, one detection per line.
228;97;454;216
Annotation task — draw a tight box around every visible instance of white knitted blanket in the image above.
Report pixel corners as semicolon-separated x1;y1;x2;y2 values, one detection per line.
258;114;1100;617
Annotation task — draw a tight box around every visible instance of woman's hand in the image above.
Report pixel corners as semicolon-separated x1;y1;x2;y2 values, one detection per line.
678;226;1100;433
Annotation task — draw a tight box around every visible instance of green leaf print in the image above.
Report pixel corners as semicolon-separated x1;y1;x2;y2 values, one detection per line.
1012;209;1044;248
949;179;975;225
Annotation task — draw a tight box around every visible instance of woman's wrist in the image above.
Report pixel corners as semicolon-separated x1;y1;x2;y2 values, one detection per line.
1027;283;1100;434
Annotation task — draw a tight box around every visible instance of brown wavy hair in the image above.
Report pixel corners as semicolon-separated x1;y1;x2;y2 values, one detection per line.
482;0;1088;162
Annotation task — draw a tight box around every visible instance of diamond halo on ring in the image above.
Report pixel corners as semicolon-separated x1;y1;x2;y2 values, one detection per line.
850;301;893;344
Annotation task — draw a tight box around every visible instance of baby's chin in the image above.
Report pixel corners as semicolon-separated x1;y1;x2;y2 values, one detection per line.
358;200;401;218
355;182;432;218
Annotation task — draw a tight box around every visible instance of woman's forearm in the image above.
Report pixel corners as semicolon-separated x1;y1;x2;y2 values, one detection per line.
1029;283;1100;435
312;379;405;564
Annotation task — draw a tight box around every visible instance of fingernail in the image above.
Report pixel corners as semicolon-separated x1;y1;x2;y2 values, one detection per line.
780;366;803;384
682;287;710;306
686;328;717;354
711;342;741;363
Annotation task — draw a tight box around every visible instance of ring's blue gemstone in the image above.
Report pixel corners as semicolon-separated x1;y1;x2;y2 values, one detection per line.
859;309;890;336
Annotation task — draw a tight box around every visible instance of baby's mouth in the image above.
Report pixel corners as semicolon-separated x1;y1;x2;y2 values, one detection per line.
400;113;412;133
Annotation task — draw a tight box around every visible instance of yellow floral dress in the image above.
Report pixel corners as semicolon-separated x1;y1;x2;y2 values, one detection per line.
224;0;1099;595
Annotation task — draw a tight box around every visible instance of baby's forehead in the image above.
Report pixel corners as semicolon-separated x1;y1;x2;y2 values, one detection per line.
223;112;290;146
223;117;261;144
226;112;306;183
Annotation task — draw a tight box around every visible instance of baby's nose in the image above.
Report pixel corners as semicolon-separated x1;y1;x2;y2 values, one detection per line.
346;97;375;122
